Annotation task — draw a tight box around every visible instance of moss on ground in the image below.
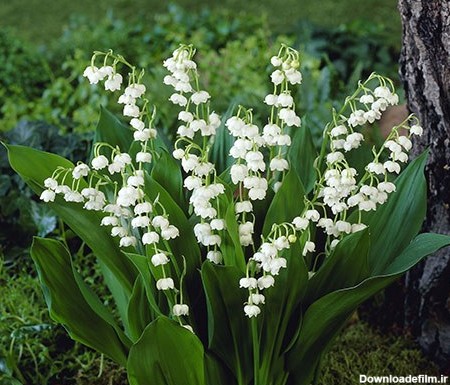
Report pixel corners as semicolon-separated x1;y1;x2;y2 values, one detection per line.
321;321;440;384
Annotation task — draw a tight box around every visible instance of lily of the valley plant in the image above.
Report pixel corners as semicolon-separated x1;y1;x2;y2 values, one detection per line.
6;44;450;385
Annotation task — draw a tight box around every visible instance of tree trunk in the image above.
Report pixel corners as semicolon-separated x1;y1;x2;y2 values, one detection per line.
398;0;450;371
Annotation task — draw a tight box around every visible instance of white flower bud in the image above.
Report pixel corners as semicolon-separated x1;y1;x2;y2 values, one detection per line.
40;189;56;202
397;136;412;151
131;216;150;228
235;201;253;214
44;178;58;189
206;250;223;264
305;209;320;222
141;232;159;246
91;155;109;170
250;293;265;305
377;182;396;193
410;124;423;136
270;70;284;85
191;90;210;105
336;220;352;234
239;277;258;289
244;304;261;318
111;226;127;237
173;304;189;316
161;225;180;240
151;252;169;266
292;217;309;231
230;164;249;184
134;202;153;215
169;93;188;107
384;161;401;174
302;241;316;256
152;216;170;230
130;118;145;130
257;275;275;290
210;219;226;231
101;216;119;226
270;56;282;67
72;163;90;179
178;111;194;123
123;104;140;118
330;125;348;137
136;152;152;163
156;278;174;290
119;236;137;248
172;149;185;159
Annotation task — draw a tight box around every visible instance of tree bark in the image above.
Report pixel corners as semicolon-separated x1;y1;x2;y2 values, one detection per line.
398;0;450;371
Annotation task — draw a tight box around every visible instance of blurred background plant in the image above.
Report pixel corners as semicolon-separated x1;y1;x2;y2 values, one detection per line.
0;2;430;384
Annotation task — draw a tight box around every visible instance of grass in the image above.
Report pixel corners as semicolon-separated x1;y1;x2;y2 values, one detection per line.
0;0;401;45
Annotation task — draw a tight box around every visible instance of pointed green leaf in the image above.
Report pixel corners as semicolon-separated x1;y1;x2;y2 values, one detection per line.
94;106;133;153
143;174;201;276
362;151;428;275
220;199;246;272
286;232;450;385
204;353;236;385
201;262;252;385
127;317;205;385
5;144;137;328
288;125;317;193
151;149;186;211
126;252;163;318
127;275;154;342
258;242;309;382
305;229;370;304
31;238;130;366
209;104;236;175
263;169;305;237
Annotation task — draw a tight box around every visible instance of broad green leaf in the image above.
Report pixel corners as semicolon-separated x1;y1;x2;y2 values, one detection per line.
305;229;370;304
151;149;186;211
126;252;163;318
31;238;130;366
209;104;236;175
288;125;317;193
258;242;309;384
286;232;450;385
204;353;236;385
94;106;133;153
127;317;205;385
220;198;246;272
127;275;154;342
263;169;305;237
201;262;252;385
362;151;428;275
143;173;201;277
6;144;137;328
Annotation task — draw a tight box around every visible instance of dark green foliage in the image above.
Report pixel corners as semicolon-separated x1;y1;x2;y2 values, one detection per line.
0;30;50;102
0;121;91;263
292;20;400;83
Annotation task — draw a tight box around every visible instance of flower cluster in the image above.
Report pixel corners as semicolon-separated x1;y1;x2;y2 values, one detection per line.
40;45;424;323
40;51;195;329
239;74;423;318
164;45;226;264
